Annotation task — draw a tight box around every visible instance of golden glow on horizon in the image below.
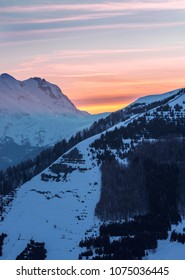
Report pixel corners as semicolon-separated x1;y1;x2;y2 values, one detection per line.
7;67;185;115
10;49;185;115
64;79;185;114
77;103;129;114
1;1;185;115
72;77;185;114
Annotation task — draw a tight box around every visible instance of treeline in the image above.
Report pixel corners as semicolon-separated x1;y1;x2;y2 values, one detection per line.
0;233;7;256
99;214;172;238
0;139;68;195
170;230;185;244
95;138;185;221
78;212;183;260
16;239;47;260
79;213;179;260
128;88;185;114
91;113;185;151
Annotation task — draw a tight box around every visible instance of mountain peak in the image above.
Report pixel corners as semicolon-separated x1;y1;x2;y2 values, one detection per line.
0;73;16;81
32;77;45;82
25;76;62;100
31;77;47;85
0;73;89;117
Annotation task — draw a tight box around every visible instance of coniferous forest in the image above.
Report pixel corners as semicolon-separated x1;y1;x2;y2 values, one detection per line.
96;138;185;220
79;138;185;259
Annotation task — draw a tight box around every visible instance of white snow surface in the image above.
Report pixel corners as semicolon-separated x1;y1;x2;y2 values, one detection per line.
132;88;181;105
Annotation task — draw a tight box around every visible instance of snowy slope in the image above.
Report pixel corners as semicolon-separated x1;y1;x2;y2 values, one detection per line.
0;109;144;259
1;88;185;260
132;88;181;105
0;136;102;260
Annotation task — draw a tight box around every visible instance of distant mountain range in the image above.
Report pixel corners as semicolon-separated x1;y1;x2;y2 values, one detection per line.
1;84;185;260
0;73;108;169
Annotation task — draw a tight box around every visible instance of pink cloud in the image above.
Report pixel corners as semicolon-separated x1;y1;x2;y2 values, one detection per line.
1;1;185;13
1;21;185;39
8;53;185;114
0;12;131;25
51;46;185;59
10;46;185;78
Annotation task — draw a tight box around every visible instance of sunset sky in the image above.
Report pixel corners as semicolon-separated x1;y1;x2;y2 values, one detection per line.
1;0;185;113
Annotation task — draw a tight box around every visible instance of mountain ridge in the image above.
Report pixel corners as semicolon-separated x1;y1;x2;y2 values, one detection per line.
132;88;181;105
0;73;88;116
1;86;185;259
0;73;108;169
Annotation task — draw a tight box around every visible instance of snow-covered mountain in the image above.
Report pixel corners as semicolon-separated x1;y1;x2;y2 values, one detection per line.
0;73;108;169
0;73;87;116
1;87;185;260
